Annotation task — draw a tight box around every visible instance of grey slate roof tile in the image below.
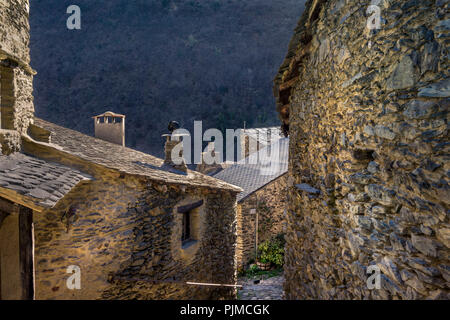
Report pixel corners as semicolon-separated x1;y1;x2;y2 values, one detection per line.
33;118;242;192
214;138;289;202
0;153;91;208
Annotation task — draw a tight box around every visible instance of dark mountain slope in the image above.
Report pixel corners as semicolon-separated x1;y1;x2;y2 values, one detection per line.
29;0;305;157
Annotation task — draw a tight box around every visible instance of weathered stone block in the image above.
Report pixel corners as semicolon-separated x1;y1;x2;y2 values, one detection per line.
403;100;438;120
374;125;396;140
411;234;438;257
418;79;450;98
354;216;372;230
386;55;418;90
421;41;440;74
436;227;450;248
365;184;396;206
349;172;372;185
295;183;320;194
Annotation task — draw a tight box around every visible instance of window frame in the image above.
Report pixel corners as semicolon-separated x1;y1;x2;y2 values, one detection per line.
177;199;204;248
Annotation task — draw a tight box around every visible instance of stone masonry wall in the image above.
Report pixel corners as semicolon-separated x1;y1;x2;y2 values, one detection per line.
276;0;449;299
236;175;287;270
11;66;34;134
0;0;34;152
33;167;237;300
0;64;34;151
0;0;30;64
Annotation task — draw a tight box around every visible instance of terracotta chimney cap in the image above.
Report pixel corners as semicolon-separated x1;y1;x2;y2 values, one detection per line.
92;111;125;119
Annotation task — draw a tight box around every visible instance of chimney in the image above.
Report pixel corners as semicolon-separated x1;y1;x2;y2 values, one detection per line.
196;142;223;175
93;111;125;147
163;121;187;173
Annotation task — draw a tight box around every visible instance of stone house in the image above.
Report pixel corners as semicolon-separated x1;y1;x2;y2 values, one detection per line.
0;0;242;300
239;127;282;159
214;138;289;270
274;0;449;299
195;127;282;177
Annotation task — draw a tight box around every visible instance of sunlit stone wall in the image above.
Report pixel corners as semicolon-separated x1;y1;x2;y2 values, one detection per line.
0;0;34;153
34;167;238;300
275;0;449;299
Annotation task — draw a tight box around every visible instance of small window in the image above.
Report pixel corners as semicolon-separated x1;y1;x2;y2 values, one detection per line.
177;200;203;248
114;117;122;123
181;211;191;244
107;116;113;123
0;66;15;130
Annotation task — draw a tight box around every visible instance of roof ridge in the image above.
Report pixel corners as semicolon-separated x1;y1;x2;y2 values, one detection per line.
31;118;242;192
213;138;289;201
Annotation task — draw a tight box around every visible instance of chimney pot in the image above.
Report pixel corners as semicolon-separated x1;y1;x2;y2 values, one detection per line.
93;111;125;146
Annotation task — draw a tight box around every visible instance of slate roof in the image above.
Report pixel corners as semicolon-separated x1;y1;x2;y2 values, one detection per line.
0;153;91;208
214;138;289;202
32;118;242;192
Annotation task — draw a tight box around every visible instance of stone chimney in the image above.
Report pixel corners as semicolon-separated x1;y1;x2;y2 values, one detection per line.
163;121;188;173
93;111;125;147
163;134;188;173
196;142;223;175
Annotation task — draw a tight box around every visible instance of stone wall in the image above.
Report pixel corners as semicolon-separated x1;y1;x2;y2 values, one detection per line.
11;66;34;134
0;0;34;152
33;164;237;300
236;175;287;270
0;129;21;155
0;63;35;150
0;0;30;64
275;0;449;299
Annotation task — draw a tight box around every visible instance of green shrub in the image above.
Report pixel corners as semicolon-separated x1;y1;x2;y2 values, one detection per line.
242;265;283;279
246;264;261;277
257;234;285;267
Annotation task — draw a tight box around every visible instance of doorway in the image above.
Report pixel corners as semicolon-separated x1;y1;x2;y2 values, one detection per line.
0;199;34;300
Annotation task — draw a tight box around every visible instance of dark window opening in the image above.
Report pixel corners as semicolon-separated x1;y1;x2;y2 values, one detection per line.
178;200;203;247
181;211;191;244
0;65;15;130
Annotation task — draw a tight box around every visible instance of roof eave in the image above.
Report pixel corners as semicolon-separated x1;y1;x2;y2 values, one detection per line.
0;185;47;212
22;133;243;194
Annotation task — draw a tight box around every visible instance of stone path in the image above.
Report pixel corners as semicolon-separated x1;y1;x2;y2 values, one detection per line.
238;275;284;300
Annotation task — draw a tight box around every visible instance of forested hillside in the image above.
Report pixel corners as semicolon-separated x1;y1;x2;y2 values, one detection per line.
29;0;305;156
